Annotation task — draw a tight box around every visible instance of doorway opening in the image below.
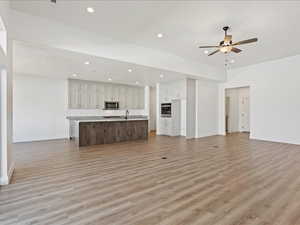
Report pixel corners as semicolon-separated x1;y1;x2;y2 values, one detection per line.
225;87;250;135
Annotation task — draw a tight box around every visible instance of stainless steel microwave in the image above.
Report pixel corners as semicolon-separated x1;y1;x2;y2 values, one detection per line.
161;103;171;117
104;101;119;110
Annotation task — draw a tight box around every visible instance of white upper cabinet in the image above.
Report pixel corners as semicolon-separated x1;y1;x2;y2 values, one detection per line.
104;83;112;101
132;87;138;109
111;84;120;102
87;83;97;109
138;88;145;109
68;80;80;108
68;79;145;109
96;83;104;109
119;86;126;109
126;86;133;109
79;82;88;109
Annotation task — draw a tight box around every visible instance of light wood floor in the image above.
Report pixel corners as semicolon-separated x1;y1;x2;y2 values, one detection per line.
1;133;300;225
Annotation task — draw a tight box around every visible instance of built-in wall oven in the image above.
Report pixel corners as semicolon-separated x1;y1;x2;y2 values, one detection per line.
104;101;119;110
161;103;172;117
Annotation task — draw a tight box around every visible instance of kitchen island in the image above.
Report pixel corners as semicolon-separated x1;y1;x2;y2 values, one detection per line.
67;116;148;147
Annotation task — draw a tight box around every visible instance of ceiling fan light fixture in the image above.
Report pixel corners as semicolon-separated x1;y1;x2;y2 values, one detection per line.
198;26;258;57
87;7;95;13
220;46;232;53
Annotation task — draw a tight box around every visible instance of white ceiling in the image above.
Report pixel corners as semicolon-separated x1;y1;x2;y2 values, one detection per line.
13;42;188;87
10;0;300;69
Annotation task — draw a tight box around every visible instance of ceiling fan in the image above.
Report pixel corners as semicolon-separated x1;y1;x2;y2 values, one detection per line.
199;26;258;56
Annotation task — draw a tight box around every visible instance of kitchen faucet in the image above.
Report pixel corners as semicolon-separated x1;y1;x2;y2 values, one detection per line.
125;109;129;119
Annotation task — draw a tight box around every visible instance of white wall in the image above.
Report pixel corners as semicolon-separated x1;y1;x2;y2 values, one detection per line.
196;79;219;138
186;79;196;138
219;55;300;145
13;75;69;142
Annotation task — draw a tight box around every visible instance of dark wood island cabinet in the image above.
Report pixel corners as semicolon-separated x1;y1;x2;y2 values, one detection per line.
78;120;148;146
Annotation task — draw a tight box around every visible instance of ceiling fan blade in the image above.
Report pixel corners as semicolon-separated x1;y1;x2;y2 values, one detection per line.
232;38;258;46
224;35;232;44
199;45;219;48
231;47;242;53
208;49;220;56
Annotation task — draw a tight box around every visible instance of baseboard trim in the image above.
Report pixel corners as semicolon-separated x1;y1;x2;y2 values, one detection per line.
13;137;69;144
195;133;219;139
250;136;300;146
8;162;15;183
0;162;15;185
0;175;9;185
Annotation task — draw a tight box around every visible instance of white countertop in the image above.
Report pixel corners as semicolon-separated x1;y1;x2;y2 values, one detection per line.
66;116;148;122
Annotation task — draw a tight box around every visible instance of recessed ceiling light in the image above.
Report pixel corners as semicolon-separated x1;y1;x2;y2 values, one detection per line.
72;73;77;77
135;81;139;84
84;61;90;65
160;74;164;78
204;50;209;54
108;78;112;81
157;33;163;38
87;7;95;13
128;69;132;72
230;59;235;63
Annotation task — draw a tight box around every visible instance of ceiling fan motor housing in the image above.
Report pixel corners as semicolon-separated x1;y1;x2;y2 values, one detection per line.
223;26;230;32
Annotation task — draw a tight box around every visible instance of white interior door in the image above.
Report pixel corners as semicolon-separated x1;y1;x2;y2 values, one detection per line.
239;88;250;132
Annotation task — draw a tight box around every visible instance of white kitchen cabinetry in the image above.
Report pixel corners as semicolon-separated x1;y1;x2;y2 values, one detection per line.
68;79;145;109
87;83;97;109
104;84;112;102
132;87;139;109
69;80;81;109
111;84;117;102
159;99;181;136
160;118;172;136
118;86;126;109
138;88;144;109
126;87;133;109
79;82;88;109
96;83;104;109
171;99;181;136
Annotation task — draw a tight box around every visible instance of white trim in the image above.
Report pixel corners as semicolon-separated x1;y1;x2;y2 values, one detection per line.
0;176;9;186
218;81;252;136
155;83;161;135
8;162;15;182
0;163;13;185
250;136;300;146
195;80;199;138
0;175;8;185
0;69;8;185
13;137;69;144
144;86;150;131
